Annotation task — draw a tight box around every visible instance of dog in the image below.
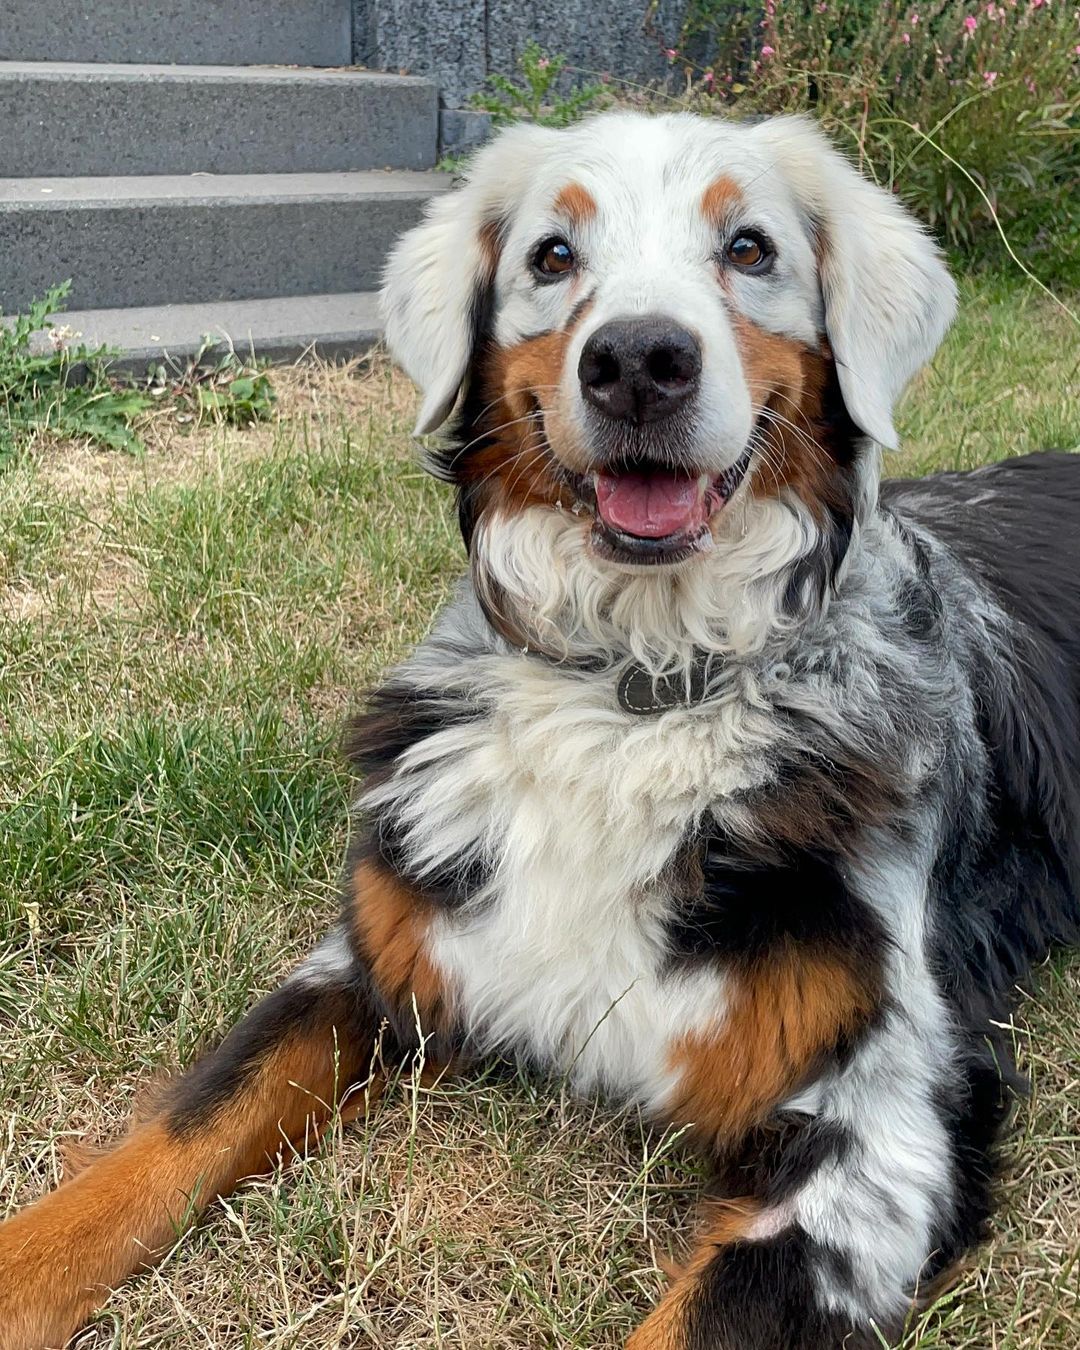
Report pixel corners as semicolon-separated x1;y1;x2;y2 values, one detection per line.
1;110;1078;1350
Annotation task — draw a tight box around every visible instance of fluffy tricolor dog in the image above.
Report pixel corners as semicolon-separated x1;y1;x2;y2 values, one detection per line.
1;111;1078;1349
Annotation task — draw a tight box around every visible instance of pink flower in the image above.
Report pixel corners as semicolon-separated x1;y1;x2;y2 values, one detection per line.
983;69;999;83
761;44;776;57
704;69;715;88
536;57;550;70
902;30;911;42
1074;44;1080;54
963;14;978;31
911;11;920;21
1030;0;1045;8
664;47;678;61
1025;75;1037;91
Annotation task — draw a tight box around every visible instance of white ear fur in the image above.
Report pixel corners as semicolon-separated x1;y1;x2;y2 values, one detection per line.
380;123;558;436
754;117;957;449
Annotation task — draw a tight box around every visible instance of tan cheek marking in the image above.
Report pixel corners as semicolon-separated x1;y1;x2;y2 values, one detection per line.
732;312;807;412
462;331;581;514
666;945;880;1149
554;182;597;226
349;859;448;1027
730;313;839;515
498;330;571;422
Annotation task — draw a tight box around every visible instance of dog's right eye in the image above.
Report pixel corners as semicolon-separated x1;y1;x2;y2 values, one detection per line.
533;237;575;279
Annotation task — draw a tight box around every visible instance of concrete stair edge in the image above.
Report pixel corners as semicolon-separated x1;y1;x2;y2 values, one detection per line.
0;171;451;312
23;292;387;371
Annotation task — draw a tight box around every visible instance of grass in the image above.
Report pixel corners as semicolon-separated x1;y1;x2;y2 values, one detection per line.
0;270;1077;1348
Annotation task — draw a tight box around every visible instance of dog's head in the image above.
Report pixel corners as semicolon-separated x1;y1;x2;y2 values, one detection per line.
382;113;955;666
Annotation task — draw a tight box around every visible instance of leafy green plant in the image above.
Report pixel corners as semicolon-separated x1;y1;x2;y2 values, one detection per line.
147;339;276;429
471;41;610;127
0;282;152;461
668;0;1080;284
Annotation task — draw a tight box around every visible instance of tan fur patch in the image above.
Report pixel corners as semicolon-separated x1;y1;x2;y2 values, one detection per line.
0;1008;375;1348
554;182;598;226
729;314;841;518
701;175;743;230
478;217;504;278
667;944;880;1148
468;331;577;516
349;858;448;1028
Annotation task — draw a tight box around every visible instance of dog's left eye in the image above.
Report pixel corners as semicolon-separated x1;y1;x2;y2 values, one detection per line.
533;237;575;278
726;233;772;270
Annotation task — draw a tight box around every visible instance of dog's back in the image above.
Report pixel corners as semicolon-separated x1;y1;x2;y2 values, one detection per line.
884;451;1080;997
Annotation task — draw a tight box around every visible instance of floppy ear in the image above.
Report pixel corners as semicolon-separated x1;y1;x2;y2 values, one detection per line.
381;122;558;436
755;117;957;449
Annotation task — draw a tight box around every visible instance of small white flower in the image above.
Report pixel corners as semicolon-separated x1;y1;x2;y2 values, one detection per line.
47;324;78;352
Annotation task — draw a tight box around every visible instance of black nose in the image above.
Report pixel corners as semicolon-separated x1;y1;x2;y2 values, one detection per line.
578;318;702;425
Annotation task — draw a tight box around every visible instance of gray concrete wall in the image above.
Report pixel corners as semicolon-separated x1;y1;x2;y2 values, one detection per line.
354;0;693;108
355;0;486;107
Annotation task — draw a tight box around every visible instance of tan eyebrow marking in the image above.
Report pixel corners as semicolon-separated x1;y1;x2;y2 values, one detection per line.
701;175;744;228
553;182;598;226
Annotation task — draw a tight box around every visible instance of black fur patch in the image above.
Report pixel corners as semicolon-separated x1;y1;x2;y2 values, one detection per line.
345;674;493;909
683;1228;897;1350
712;1113;853;1211
924;1028;1014;1279
166;968;374;1140
355;820;491;913
779;364;863;615
345;678;479;786
667;826;889;983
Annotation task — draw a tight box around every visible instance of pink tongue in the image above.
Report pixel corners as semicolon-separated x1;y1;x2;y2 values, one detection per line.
595;470;704;539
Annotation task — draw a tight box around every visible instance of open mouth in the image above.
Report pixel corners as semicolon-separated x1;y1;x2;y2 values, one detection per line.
576;448;753;566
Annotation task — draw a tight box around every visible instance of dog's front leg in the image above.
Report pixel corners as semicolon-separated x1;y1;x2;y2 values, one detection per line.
628;974;1008;1348
0;879;438;1350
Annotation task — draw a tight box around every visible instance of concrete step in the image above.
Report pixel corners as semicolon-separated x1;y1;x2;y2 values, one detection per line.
1;0;352;67
0;170;451;312
0;63;439;177
28;293;385;370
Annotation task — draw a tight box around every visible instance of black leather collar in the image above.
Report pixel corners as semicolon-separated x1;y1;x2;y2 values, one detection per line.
616;653;717;715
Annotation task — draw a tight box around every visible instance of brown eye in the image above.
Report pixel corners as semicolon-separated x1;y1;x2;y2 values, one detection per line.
534;237;575;278
726;233;770;269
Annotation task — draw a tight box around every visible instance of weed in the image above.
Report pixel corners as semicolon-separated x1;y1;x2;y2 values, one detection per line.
146;339;276;429
470;40;610;127
0;282;152;460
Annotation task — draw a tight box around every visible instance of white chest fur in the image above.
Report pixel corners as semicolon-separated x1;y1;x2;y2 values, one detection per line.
366;653;781;1111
